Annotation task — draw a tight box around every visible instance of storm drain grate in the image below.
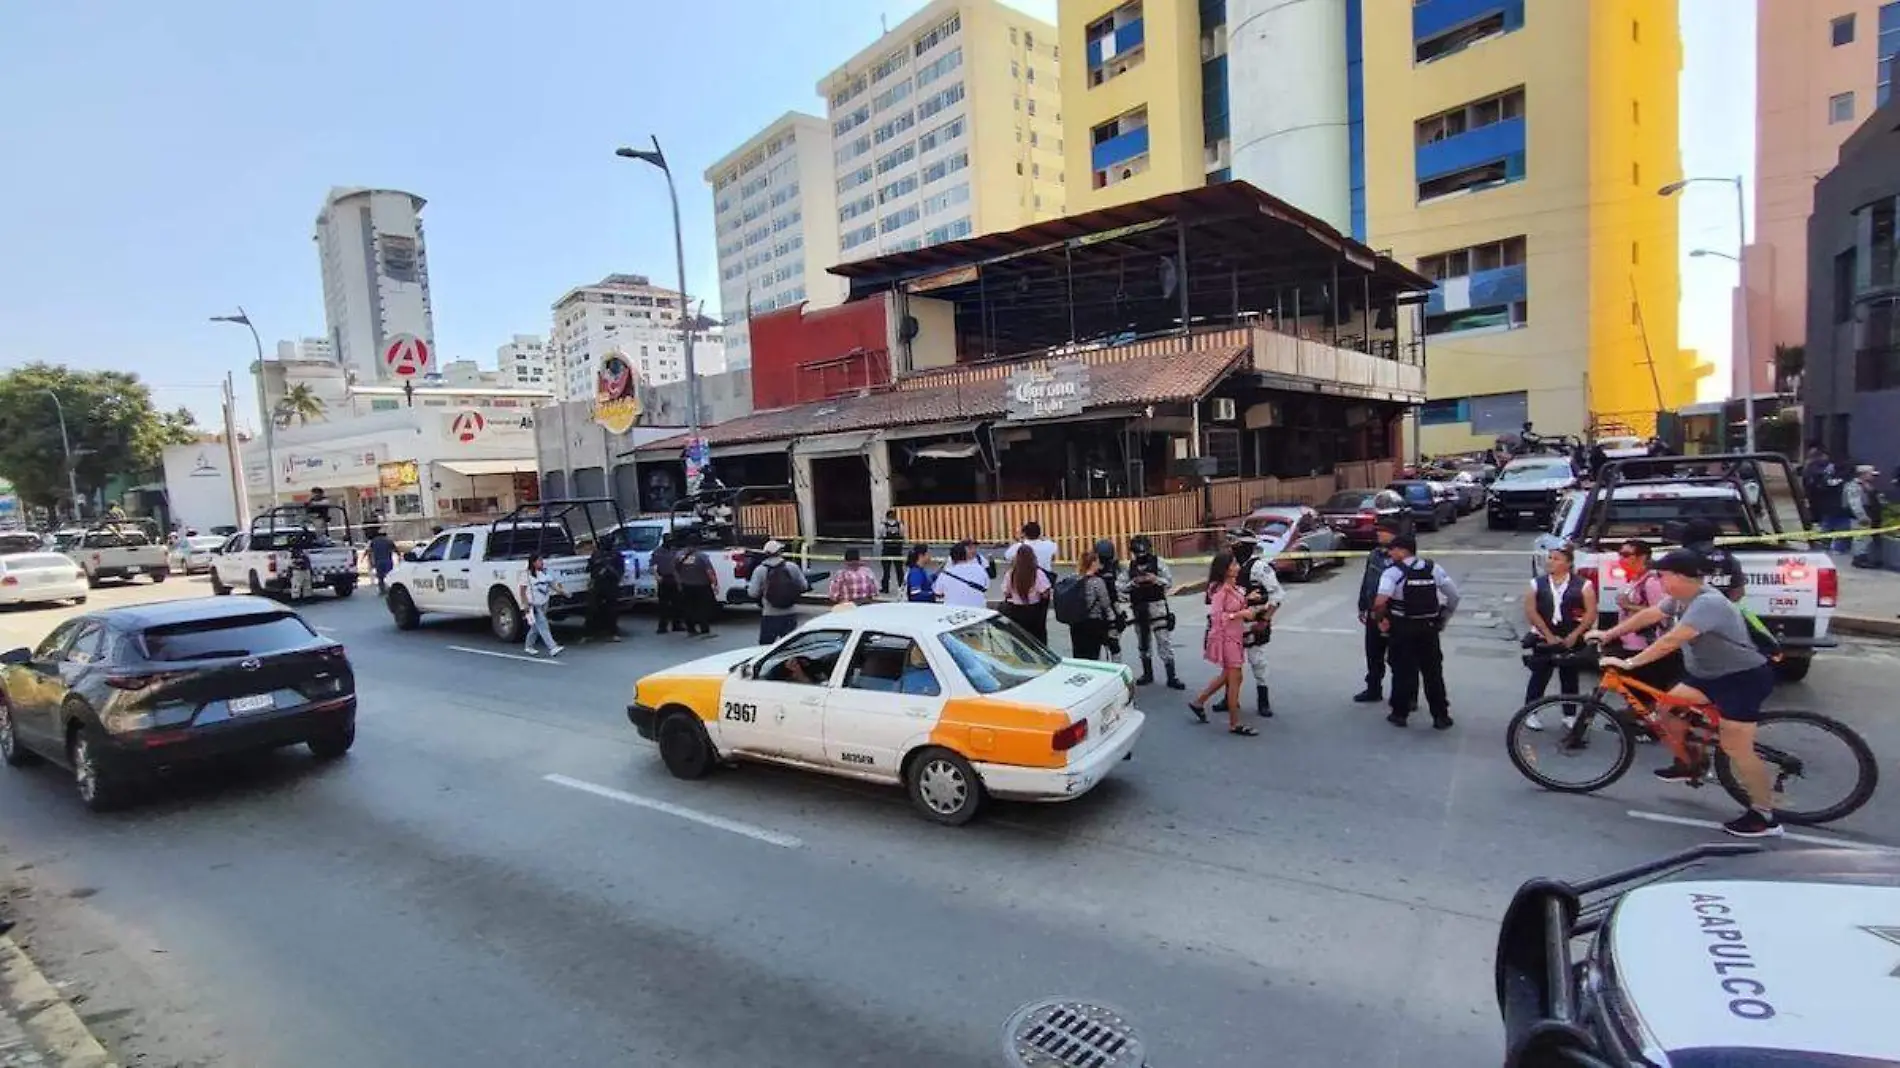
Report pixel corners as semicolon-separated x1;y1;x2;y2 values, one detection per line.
1000;998;1145;1068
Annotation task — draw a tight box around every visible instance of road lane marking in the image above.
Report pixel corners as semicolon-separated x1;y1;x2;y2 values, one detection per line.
1626;809;1900;853
448;645;564;665
543;773;804;848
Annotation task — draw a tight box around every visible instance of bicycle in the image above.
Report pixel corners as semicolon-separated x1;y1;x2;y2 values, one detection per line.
1504;650;1879;825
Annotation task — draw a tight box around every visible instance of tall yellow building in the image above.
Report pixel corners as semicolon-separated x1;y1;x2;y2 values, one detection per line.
1364;0;1704;452
818;0;1066;264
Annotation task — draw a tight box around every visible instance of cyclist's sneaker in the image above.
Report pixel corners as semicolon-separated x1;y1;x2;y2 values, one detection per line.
1524;710;1546;731
1652;761;1696;783
1722;809;1785;838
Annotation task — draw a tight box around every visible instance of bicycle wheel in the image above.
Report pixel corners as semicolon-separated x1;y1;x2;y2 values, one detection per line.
1506;697;1635;794
1713;710;1880;825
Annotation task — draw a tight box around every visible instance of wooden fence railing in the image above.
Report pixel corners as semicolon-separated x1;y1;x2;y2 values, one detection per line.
737;501;800;540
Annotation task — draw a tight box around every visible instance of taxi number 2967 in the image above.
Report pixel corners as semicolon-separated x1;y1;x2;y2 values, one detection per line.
723;701;759;724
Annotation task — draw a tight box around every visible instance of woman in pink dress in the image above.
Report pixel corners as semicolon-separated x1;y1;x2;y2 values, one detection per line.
1191;552;1257;736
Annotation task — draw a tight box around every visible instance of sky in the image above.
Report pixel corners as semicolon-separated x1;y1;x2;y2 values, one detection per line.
0;0;1749;430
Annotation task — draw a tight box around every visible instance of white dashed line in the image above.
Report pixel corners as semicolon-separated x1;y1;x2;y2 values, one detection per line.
447;645;565;665
543;774;804;848
1626;809;1899;853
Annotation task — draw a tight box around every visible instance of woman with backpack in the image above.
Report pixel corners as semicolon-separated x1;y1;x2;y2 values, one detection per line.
903;544;938;603
1001;543;1052;643
1189;552;1256;736
1064;550;1116;661
1521;544;1598;730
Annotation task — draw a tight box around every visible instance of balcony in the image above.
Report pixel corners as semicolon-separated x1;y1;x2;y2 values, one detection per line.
1088;18;1145;68
1423;263;1527;316
1414;0;1524;51
1250;329;1425;403
1091;125;1151;173
1417;117;1525;183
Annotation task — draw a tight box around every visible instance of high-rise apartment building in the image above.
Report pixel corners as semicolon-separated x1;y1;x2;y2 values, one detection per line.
495;334;552;390
549;274;726;401
313;187;436;384
275;337;335;364
1746;1;1887;400
819;0;1066;265
1365;0;1699;451
1058;0;1365;237
705;112;842;373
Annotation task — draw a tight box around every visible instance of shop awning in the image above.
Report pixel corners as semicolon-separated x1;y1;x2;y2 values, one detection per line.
436;459;536;477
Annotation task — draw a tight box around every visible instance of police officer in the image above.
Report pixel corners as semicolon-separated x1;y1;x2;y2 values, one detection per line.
1119;534;1184;690
1094;537;1126;659
1216;531;1286;718
1353;522;1401;704
1372;534;1461;730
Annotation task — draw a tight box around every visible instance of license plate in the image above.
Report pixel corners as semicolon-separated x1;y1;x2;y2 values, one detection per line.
1518;511;1535;517
1101;704;1123;735
228;694;273;715
126;566;141;573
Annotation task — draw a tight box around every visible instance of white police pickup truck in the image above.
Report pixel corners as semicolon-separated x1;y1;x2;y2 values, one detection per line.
607;517;750;606
210;505;357;601
1534;454;1837;682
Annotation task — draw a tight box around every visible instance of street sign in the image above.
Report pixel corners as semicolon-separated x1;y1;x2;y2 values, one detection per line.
383;334;431;378
1006;359;1092;421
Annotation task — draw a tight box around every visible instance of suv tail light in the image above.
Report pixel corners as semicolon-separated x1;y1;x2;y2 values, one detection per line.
1052;718;1090;752
1818;566;1838;608
268;555;278;574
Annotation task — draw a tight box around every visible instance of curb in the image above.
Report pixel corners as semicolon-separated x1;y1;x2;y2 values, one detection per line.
1831;613;1900;640
0;934;116;1068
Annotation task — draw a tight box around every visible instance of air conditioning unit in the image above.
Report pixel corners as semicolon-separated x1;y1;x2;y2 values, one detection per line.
1210;397;1237;422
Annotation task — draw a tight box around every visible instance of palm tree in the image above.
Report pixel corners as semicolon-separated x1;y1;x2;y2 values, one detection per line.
273;383;326;428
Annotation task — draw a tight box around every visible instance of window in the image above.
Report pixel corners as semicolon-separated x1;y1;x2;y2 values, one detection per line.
1414;2;1518;64
1026;98;1037;115
1632;99;1640;124
141;613;318;662
879;205;920;234
1415;86;1527;200
875;175;916;204
757;630;850;685
918;116;964;153
1025;31;1034;49
1631;19;1639;41
873;80;913;113
916;83;965;120
447;533;474;561
843;633;941;696
1631;161;1641;185
914;11;961;56
938;617;1059;694
1831;91;1857;124
33;619;86;662
916;46;962;86
1416;236;1529;334
1833;13;1856;46
416;535;451;562
1631;241;1640;265
1835;248;1858;323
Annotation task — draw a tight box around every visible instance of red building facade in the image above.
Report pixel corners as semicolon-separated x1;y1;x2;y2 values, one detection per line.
746;300;891;411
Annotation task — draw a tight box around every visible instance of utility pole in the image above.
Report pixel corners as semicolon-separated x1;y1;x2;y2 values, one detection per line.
222;373;252;523
41;390;80;521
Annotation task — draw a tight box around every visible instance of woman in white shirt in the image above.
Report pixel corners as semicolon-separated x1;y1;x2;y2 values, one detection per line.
1522;544;1597;730
933;541;992;608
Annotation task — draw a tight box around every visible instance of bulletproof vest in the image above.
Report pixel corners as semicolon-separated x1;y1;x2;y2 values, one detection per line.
1534;574;1586;630
1128;554;1165;603
1393;558;1441;620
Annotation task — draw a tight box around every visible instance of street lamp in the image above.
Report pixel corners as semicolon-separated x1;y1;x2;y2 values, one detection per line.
40;390;81;520
1689;248;1739;263
210;308;276;506
1660;175;1754;451
615;138;701;439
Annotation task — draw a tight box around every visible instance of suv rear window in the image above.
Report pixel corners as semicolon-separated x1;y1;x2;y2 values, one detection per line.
139;613;318;662
488;525;576;559
1323;492;1373;510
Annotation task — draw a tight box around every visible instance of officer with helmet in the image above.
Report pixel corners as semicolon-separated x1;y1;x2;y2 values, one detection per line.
1372;534;1461;729
1093;537;1126;660
1119;533;1185;690
1215;530;1286;718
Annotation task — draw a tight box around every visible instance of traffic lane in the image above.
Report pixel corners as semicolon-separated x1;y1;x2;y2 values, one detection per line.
0;670;1492;1068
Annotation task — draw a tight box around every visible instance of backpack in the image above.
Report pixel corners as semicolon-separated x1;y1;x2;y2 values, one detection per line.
1053;575;1090;625
1737;604;1784;663
763;562;802;609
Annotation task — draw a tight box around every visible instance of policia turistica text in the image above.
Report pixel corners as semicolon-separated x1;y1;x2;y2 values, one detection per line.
1119;534;1186;690
1371;533;1461;730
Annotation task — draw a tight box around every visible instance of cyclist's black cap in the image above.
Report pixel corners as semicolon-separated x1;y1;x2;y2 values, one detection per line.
1653;549;1706;577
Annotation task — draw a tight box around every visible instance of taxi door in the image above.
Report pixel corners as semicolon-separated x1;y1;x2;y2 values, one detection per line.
720;628;847;763
821;631;943;780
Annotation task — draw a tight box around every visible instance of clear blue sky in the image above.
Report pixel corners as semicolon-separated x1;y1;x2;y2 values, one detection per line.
0;0;1745;428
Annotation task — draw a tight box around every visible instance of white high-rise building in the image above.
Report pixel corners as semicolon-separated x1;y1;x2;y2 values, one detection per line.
495;334;551;390
549;274;728;401
275;337;335;363
705;112;843;372
313;186;436;384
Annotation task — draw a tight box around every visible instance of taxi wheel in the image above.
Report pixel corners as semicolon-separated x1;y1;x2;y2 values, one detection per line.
657;710;715;780
906;747;984;826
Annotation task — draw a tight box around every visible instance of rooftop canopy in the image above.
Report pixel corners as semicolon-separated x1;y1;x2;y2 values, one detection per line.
829;181;1434;358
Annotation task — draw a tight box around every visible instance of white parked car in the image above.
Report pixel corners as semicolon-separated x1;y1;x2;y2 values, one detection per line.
627;603;1146;825
0;552;88;608
168;534;227;575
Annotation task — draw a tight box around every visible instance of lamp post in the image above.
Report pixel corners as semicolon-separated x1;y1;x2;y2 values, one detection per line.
1661;175;1753;451
615;138;701;438
210;309;276;506
41;389;81;520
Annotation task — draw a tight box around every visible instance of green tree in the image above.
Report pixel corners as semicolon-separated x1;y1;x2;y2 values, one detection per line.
273;383;327;427
0;363;198;514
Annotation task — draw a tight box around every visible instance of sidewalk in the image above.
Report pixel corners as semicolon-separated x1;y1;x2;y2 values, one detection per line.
0;931;115;1067
1835;558;1900;639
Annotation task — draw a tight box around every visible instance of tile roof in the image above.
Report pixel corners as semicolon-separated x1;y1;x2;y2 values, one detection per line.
635;344;1246;452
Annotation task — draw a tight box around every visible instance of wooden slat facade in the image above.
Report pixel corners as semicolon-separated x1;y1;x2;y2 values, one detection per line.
737;501;800;540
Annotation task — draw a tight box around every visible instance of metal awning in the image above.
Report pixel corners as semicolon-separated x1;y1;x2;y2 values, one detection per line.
436;459;536;477
883;420;979;441
792;429;881;458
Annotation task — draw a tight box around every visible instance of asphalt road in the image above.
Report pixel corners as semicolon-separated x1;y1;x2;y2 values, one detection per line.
0;523;1896;1068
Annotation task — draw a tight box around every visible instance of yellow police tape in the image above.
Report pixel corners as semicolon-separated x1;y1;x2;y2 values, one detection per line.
784;519;1900;567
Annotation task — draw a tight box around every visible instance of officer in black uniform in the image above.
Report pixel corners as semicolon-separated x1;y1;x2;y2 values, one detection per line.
1094;537;1125;659
1353;522;1401;703
1372;534;1461;730
1119;534;1184;690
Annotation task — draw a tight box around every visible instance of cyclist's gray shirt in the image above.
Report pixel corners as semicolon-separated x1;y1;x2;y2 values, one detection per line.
1659;587;1766;679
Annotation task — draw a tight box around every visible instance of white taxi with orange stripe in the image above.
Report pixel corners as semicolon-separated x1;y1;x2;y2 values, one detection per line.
626;603;1146;825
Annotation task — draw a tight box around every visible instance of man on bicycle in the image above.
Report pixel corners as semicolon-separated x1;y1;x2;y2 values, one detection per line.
1587;550;1783;838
